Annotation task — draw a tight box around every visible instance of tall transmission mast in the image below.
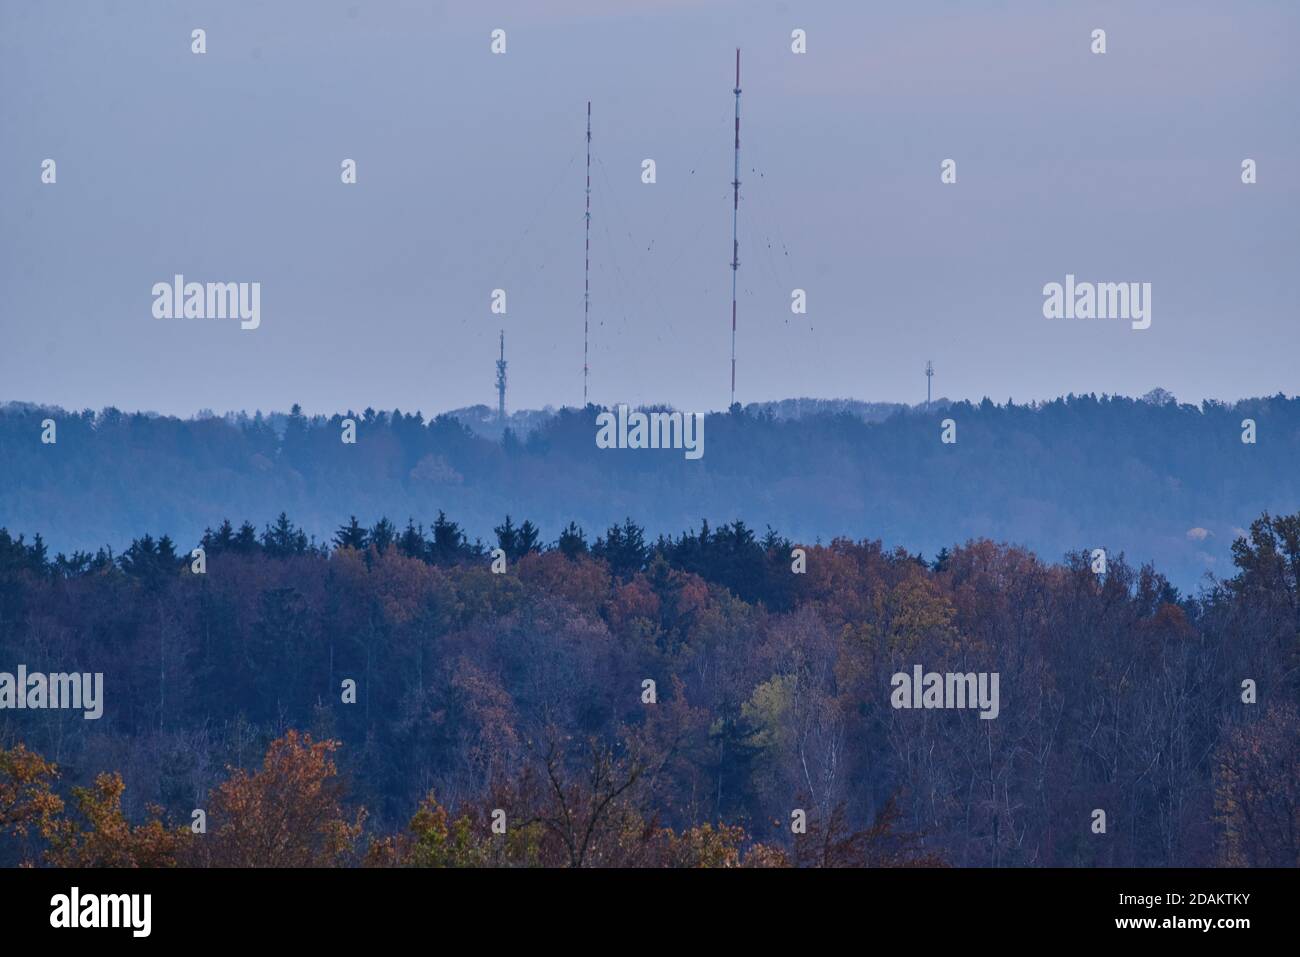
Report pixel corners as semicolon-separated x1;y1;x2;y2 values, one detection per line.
730;48;742;409
583;101;592;407
925;360;934;410
496;330;507;421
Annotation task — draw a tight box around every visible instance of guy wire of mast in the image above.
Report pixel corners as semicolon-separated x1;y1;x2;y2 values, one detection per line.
730;49;741;409
584;101;592;407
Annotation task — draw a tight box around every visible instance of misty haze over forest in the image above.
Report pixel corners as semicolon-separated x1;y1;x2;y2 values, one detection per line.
3;389;1295;591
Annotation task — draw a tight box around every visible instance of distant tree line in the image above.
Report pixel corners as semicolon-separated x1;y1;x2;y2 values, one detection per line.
3;392;1298;589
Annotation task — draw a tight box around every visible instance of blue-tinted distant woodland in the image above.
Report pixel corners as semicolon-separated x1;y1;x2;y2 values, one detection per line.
2;392;1296;591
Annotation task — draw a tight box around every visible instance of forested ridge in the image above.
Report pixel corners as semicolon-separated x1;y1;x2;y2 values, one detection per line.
1;507;1296;867
3;391;1298;589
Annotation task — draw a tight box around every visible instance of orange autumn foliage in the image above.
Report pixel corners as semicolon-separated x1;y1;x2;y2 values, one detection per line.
0;744;63;863
195;730;366;868
43;772;190;868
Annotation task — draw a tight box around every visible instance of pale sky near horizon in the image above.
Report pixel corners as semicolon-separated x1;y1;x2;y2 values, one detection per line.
1;0;1296;417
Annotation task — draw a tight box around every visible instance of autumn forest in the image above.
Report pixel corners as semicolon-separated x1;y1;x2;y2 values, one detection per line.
1;505;1296;869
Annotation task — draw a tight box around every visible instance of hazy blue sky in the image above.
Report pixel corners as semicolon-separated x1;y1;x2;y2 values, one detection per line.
2;0;1296;417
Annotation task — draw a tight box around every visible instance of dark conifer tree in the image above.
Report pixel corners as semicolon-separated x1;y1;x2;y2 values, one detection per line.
557;522;588;559
334;516;368;551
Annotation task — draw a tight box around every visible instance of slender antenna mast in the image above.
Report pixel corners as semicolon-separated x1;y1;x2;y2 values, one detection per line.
730;49;742;409
926;360;934;411
584;101;592;407
496;330;507;420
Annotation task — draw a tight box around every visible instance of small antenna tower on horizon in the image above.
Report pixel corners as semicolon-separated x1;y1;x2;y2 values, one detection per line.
496;330;507;421
925;360;934;410
583;101;592;407
729;48;742;409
